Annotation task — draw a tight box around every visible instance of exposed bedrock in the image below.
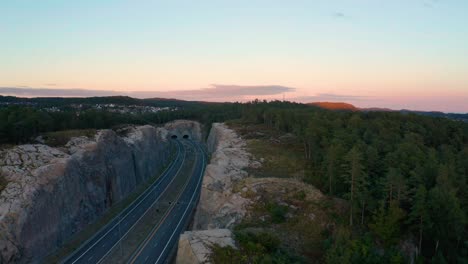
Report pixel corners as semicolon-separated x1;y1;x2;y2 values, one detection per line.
193;123;251;230
0;120;202;263
176;123;250;264
176;229;236;264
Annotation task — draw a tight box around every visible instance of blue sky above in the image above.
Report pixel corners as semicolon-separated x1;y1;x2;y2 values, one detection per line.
1;0;467;112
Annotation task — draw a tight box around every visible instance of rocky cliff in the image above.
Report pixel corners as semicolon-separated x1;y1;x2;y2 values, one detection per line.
0;120;202;263
193;123;251;230
176;123;251;264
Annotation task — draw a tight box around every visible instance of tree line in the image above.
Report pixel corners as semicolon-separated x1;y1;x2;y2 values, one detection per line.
238;100;467;263
0;103;242;144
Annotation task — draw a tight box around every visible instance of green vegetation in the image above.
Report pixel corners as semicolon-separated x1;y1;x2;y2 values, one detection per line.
2;98;467;262
210;230;303;264
43;129;97;146
266;202;289;224
0;102;241;144
233;101;468;263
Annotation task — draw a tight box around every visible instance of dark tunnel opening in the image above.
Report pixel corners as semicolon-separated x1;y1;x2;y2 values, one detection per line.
171;135;178;139
183;135;189;139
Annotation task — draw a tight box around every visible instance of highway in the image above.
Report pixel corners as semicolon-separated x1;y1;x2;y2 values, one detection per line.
126;140;205;264
60;139;206;264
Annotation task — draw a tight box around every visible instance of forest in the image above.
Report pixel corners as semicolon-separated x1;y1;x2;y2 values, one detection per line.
238;101;468;263
0;99;467;262
0;102;241;144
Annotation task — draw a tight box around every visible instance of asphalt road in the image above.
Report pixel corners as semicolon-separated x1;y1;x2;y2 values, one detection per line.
61;139;187;264
126;140;206;264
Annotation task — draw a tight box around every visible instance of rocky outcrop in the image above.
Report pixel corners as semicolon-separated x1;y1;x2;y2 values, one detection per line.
192;123;251;230
176;229;235;264
176;123;250;264
162;120;203;141
0;121;201;263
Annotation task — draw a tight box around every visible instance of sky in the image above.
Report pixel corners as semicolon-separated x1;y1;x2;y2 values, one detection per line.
1;0;467;112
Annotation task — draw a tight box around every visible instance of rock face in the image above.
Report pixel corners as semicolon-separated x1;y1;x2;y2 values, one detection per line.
176;229;235;264
193;123;251;230
0;121;201;263
176;123;251;264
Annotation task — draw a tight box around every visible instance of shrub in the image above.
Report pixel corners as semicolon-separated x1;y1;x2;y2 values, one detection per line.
293;190;307;201
266;203;289;224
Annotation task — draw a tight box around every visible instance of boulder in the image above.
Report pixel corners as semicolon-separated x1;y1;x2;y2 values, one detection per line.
176;229;235;264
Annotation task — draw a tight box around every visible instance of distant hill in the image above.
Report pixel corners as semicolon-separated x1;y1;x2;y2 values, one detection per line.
361;107;394;112
308;101;468;122
308;102;358;111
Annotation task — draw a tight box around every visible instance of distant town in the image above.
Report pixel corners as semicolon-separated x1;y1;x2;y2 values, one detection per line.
0;101;178;115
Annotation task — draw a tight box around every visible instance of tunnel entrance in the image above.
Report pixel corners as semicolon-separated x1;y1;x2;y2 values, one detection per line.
171;135;178;139
183;135;189;139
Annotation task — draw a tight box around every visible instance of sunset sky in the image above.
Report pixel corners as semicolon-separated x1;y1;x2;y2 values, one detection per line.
1;0;467;112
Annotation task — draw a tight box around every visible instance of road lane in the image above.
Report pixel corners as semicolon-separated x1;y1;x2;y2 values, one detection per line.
127;140;206;264
61;140;185;264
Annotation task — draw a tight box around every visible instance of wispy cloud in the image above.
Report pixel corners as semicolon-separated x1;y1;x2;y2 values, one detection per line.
332;12;346;18
0;84;296;101
422;0;438;8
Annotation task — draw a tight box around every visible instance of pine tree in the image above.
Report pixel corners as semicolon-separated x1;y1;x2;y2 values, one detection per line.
343;146;365;226
325;144;340;195
408;185;429;256
356;171;370;226
385;168;406;204
427;170;465;258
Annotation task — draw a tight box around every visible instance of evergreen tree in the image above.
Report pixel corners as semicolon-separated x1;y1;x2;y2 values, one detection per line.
343;146;365;226
369;201;405;247
408;185;429;256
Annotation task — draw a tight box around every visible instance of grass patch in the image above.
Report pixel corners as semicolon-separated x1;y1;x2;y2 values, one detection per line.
43;129;97;147
228;123;307;179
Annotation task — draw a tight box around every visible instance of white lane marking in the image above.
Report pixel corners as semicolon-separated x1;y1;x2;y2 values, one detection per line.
87;255;94;261
154;142;206;264
98;143;188;264
69;141;182;264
